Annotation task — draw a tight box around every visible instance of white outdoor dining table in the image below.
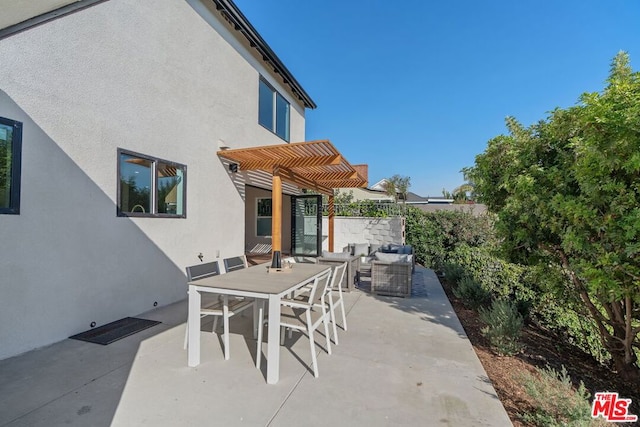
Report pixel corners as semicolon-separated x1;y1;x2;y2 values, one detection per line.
187;262;331;384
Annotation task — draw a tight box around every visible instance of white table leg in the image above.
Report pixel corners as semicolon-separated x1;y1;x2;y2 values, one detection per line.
253;301;259;340
188;286;201;367
222;295;230;360
266;294;281;384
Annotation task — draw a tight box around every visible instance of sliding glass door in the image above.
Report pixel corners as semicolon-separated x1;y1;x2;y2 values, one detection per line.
290;195;322;256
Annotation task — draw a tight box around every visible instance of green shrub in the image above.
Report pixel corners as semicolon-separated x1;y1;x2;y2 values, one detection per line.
519;365;607;426
452;275;491;309
442;262;466;284
479;299;523;356
405;207;496;270
405;204;617;367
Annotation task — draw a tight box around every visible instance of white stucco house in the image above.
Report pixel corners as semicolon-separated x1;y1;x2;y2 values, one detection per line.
0;0;368;360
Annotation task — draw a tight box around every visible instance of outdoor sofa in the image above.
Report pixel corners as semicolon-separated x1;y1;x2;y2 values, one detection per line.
345;242;414;297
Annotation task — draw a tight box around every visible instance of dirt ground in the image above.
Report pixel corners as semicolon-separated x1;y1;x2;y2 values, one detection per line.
440;279;640;427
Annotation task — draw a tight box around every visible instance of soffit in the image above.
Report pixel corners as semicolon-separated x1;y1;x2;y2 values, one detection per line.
0;0;107;40
218;140;368;196
0;0;77;30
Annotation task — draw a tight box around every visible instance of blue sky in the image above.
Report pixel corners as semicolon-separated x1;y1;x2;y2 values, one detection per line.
234;0;640;197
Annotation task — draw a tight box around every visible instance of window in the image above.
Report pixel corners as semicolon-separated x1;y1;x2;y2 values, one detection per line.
0;117;22;215
258;78;290;141
118;149;186;217
256;198;272;236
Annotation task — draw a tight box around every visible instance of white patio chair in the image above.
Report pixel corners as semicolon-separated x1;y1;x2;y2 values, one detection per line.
325;261;348;345
185;261;254;360
256;269;332;377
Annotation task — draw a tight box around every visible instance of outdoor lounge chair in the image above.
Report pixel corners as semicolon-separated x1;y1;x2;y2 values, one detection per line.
255;269;333;377
184;261;255;360
325;261;348;344
223;255;248;273
370;253;413;297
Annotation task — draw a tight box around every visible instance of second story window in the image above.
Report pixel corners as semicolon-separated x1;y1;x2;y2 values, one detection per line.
258;78;290;141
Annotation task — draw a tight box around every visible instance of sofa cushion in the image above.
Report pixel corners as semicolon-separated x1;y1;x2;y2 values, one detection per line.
374;252;411;263
322;251;352;260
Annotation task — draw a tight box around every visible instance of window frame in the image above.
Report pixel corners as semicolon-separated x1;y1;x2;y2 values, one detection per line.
117;148;187;218
256;197;272;237
0;116;22;215
258;78;290;142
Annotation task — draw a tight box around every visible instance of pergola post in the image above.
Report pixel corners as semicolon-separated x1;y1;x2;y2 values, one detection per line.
328;194;335;252
271;171;282;256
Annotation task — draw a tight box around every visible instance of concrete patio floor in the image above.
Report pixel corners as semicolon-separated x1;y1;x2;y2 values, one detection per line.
0;266;512;426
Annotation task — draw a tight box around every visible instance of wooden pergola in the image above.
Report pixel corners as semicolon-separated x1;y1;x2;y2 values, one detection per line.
217;140;367;256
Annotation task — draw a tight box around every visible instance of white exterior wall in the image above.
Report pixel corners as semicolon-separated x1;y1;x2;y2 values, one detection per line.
0;0;306;359
322;217;405;253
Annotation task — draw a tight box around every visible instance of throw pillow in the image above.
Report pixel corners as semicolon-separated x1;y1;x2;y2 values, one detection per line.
353;243;370;257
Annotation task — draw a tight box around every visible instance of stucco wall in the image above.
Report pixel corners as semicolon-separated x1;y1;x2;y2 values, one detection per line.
322;217;405;253
0;0;307;359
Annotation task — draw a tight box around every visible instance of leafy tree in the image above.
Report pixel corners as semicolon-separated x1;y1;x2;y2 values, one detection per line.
453;167;476;202
442;188;454;199
383;174;411;208
382;178;397;202
333;189;354;205
469;52;640;380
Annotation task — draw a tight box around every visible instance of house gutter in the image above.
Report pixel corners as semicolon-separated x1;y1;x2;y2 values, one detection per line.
211;0;317;109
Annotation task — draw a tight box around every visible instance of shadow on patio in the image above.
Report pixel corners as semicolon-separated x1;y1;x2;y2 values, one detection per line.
0;266;511;427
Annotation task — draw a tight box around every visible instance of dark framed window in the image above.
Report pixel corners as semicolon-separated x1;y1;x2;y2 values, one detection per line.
117;149;186;217
258;78;290;141
256;197;272;236
0;116;22;215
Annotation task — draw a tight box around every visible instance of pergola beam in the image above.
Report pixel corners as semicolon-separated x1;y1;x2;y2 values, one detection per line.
301;170;360;182
239;154;342;171
274;167;333;196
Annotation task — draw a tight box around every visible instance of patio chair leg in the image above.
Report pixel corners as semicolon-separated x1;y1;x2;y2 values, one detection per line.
307;322;319;378
339;298;348;331
322;314;332;356
329;294;339;345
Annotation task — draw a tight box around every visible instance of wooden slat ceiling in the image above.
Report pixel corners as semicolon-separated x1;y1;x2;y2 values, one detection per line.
218;140;368;195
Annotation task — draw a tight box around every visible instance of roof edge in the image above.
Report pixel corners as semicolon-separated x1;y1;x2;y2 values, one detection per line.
212;0;317;109
0;0;317;109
